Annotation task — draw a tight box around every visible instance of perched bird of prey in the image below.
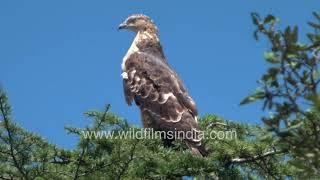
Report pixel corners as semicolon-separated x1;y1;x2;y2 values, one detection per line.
118;14;207;156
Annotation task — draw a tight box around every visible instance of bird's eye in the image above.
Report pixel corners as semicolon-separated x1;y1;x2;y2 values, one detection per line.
128;19;136;24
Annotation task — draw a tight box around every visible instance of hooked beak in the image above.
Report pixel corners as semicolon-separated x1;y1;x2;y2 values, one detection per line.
118;22;127;30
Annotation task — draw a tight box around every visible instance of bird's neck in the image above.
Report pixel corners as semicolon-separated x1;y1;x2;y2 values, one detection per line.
134;30;165;59
135;30;160;45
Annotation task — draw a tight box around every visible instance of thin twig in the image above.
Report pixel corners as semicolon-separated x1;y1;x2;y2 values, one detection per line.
73;144;87;180
206;122;228;128
231;149;283;163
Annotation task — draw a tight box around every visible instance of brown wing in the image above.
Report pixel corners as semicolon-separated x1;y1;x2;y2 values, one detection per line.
174;75;198;116
123;52;198;129
125;52;197;110
122;52;207;156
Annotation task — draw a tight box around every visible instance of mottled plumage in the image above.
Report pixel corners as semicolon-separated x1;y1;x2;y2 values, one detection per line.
119;14;207;156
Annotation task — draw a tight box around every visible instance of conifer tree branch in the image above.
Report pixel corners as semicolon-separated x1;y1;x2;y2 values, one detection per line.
0;92;29;180
116;141;138;180
231;149;284;164
0;174;13;180
73;141;88;180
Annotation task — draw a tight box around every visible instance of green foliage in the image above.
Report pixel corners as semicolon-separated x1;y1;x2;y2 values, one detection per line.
0;89;292;179
0;12;320;179
0;89;304;179
242;11;320;177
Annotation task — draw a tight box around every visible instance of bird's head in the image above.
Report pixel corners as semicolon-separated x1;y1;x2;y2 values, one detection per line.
118;14;158;34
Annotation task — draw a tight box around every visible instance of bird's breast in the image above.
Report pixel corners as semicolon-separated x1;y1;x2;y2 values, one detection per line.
121;33;142;71
122;44;139;71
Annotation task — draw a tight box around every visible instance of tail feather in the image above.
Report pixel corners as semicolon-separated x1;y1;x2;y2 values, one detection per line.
186;142;209;157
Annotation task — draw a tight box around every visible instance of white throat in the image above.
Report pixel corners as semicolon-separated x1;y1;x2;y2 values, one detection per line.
121;31;141;71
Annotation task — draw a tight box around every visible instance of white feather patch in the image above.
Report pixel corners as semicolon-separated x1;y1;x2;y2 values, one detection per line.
122;32;141;71
159;93;174;104
151;93;159;101
167;111;183;123
144;108;180;123
140;78;146;85
129;69;136;79
121;72;128;79
141;85;152;98
134;76;140;82
121;32;140;71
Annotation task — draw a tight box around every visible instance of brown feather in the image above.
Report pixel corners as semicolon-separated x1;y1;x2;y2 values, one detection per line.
121;18;207;156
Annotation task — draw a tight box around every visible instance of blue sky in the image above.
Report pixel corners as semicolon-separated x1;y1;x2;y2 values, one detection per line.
0;1;318;149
